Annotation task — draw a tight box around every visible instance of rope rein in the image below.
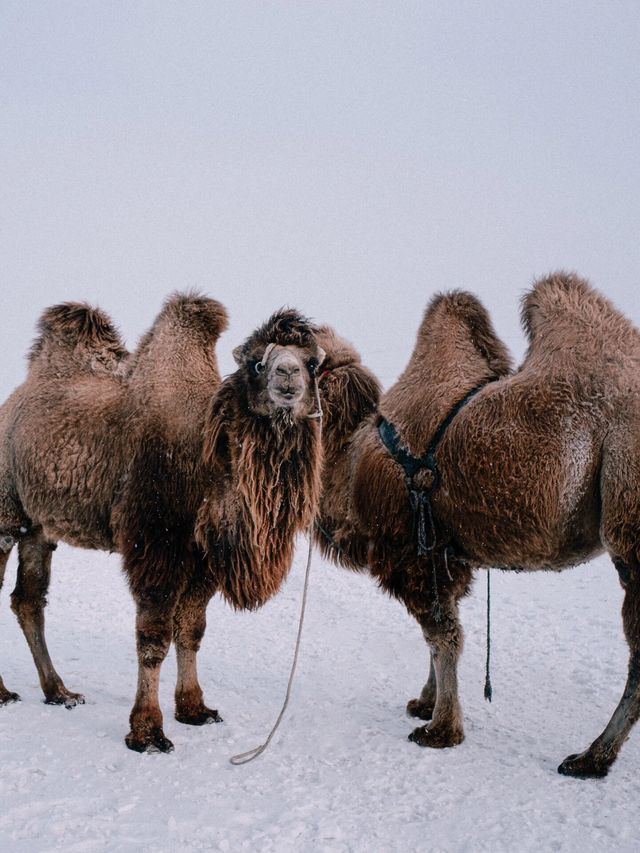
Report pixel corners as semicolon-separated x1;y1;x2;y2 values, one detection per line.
229;371;323;765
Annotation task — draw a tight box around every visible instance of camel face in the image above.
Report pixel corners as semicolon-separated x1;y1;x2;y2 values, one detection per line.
234;339;325;419
263;344;321;413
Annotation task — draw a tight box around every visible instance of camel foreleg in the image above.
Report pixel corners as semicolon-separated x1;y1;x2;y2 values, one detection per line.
173;590;222;726
10;530;84;707
406;653;436;720
407;596;465;749
126;588;178;753
0;543;20;705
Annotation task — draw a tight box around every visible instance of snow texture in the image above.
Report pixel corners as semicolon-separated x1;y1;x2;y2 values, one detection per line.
1;545;638;852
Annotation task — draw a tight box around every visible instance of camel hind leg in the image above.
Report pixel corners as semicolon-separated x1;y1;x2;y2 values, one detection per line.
558;560;640;778
10;529;84;708
559;434;640;777
0;538;21;704
173;588;222;726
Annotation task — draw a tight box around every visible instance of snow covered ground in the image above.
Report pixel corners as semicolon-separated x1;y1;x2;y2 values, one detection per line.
1;542;638;852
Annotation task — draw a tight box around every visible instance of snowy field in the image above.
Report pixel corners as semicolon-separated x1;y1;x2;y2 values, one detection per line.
1;543;638;852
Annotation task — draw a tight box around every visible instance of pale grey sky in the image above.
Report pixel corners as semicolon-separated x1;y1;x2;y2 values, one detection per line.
2;1;639;397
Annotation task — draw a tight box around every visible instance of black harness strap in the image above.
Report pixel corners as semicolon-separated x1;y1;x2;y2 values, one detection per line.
378;383;487;615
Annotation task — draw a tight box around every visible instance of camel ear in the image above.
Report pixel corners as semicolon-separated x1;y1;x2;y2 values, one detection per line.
232;345;244;366
316;346;326;367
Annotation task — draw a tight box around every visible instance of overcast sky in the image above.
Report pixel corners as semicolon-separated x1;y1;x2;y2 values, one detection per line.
2;1;639;398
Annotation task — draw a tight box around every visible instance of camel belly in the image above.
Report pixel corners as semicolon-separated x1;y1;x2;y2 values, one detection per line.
436;419;604;570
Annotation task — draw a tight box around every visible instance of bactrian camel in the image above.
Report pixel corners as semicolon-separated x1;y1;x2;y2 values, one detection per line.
0;296;325;752
315;273;640;778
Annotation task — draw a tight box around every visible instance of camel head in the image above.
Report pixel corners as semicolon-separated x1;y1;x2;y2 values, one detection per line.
232;309;326;419
313;325;381;443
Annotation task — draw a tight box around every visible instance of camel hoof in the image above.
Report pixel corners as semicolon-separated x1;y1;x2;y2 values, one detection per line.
408;724;465;749
0;534;15;553
0;690;21;705
125;728;175;754
406;698;434;720
175;707;223;726
45;691;85;709
557;751;610;779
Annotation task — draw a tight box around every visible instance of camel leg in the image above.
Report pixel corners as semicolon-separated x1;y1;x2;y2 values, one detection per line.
10;530;84;707
559;558;640;778
173;590;222;726
406;652;437;720
0;541;21;704
407;594;465;749
125;589;178;753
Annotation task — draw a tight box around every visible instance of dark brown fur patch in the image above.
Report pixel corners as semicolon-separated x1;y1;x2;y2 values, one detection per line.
233;308;318;367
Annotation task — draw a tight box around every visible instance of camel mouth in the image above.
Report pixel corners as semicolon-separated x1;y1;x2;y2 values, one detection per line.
271;387;305;409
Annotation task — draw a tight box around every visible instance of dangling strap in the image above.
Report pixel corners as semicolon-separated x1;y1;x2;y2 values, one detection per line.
484;569;493;702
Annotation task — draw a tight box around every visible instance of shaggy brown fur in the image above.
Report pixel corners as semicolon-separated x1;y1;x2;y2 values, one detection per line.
194;310;324;610
0;297;324;753
313;327;382;571
318;273;640;777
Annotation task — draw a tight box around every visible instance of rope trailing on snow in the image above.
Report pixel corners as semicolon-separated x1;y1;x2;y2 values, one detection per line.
229;371;323;765
484;569;493;702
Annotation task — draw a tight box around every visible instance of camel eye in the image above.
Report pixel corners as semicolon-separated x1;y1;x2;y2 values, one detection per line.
307;357;319;376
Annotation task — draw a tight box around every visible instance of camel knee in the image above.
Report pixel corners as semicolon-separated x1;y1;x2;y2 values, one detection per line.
180;627;204;652
419;609;464;657
174;618;205;651
137;631;172;668
621;584;640;652
10;589;45;627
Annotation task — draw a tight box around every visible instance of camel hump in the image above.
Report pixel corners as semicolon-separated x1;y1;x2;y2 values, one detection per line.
314;325;363;370
423;290;513;377
155;292;229;339
521;272;640;354
128;293;229;373
27;302;128;375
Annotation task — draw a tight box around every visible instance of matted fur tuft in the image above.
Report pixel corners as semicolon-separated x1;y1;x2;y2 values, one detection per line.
233;308;318;364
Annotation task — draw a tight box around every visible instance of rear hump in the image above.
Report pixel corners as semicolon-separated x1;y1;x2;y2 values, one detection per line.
28;302;128;377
